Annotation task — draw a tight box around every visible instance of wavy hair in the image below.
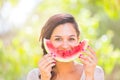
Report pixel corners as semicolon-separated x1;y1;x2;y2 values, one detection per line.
39;13;80;80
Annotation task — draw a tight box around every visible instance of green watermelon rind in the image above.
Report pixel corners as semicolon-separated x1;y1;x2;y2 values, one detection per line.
43;38;88;62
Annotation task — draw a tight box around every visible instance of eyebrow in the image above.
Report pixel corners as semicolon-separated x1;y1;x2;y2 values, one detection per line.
52;35;76;37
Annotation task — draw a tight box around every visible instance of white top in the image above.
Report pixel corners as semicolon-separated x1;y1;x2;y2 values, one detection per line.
27;66;104;80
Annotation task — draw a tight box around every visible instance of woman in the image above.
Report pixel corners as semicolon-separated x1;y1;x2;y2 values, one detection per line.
27;13;104;80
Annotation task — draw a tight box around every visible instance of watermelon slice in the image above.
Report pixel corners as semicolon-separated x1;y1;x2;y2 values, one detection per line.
43;38;88;62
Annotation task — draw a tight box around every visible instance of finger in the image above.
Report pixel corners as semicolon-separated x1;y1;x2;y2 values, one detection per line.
79;55;90;65
38;54;56;72
39;54;55;65
39;58;55;69
86;55;95;64
40;53;55;64
41;63;55;75
87;46;98;62
87;46;96;56
83;51;97;63
80;55;97;67
44;58;56;65
45;63;56;71
84;50;96;61
45;55;56;62
44;53;52;59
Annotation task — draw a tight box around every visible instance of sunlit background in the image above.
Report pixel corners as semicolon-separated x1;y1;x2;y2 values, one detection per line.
0;0;120;80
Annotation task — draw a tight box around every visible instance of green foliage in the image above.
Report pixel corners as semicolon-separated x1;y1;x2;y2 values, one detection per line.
0;0;2;8
8;0;19;6
0;0;120;80
0;27;43;80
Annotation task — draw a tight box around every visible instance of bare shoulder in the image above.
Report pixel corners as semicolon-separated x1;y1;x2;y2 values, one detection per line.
26;68;40;80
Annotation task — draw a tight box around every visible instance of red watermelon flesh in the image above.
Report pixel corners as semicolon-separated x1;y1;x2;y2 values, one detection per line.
44;38;88;62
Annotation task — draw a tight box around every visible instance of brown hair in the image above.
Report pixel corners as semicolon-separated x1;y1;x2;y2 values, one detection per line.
39;13;80;80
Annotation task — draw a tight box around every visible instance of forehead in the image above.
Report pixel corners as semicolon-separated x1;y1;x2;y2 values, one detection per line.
51;23;77;37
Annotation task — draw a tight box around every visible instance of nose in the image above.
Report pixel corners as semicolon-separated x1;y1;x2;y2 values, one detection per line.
61;40;70;50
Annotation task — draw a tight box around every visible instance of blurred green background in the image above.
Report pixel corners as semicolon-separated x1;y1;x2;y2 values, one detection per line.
0;0;120;80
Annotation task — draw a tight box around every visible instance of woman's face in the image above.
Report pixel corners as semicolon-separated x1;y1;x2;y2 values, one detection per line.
50;23;79;50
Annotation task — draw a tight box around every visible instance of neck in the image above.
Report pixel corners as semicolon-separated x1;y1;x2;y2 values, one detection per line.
56;61;76;75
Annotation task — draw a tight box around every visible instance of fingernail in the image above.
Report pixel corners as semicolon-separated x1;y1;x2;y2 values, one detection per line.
53;60;56;63
51;53;56;57
82;48;85;51
51;53;53;55
79;54;83;58
53;54;56;57
53;62;56;64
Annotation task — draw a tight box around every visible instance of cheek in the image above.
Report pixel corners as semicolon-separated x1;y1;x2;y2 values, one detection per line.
51;41;62;48
51;40;79;49
69;41;79;46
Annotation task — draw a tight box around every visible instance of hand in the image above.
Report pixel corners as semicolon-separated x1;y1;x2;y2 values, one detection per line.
38;53;56;80
79;46;97;80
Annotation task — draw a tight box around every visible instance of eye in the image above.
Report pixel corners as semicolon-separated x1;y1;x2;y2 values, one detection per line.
54;38;62;41
69;38;76;41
